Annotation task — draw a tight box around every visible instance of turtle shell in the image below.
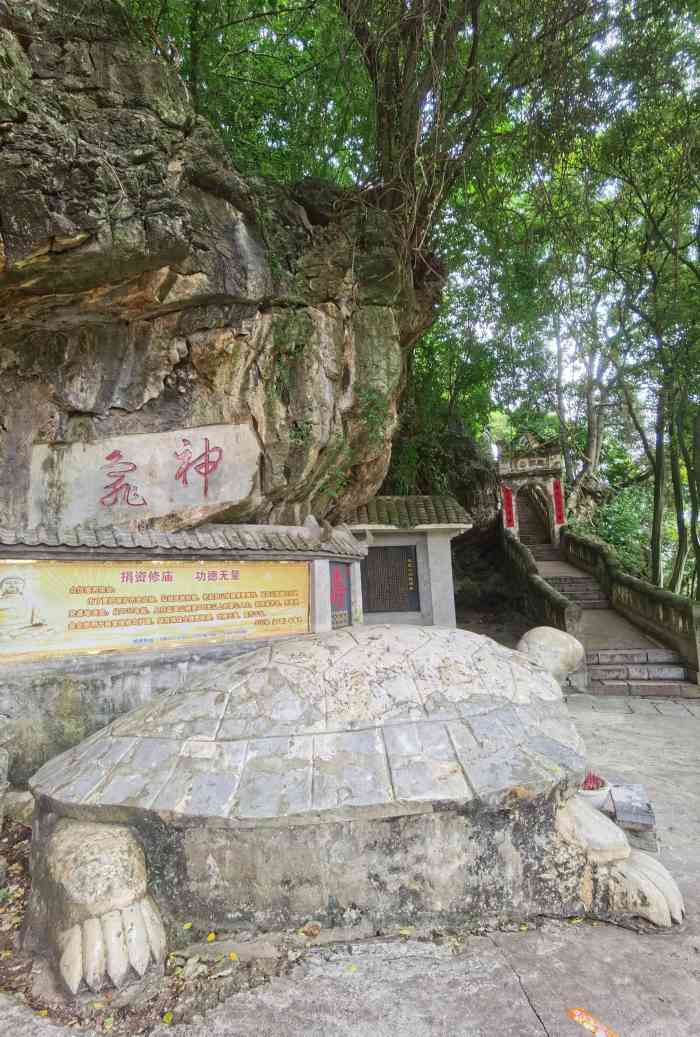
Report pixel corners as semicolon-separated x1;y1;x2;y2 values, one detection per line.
30;625;585;825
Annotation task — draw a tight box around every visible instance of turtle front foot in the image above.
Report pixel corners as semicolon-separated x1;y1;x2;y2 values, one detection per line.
558;794;684;928
29;820;167;995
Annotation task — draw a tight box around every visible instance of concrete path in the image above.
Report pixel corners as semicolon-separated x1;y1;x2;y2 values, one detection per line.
579;608;659;652
3;694;699;1036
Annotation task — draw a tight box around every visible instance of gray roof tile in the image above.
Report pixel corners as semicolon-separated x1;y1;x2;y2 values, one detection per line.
0;521;366;560
346;495;471;529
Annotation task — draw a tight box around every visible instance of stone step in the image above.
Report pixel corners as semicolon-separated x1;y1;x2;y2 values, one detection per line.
590;679;700;698
567;596;610;605
586;648;684;665
547;574;599;582
547;580;601;589
529;547;561;560
563;590;608;598
550;592;604;599
547;578;600;588
548;587;604;596
589;663;689;682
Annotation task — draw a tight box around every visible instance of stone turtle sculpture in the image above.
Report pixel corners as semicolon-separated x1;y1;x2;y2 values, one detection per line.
24;625;683;996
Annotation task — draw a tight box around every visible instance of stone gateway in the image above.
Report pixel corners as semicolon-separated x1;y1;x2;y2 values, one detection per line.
24;625;683;997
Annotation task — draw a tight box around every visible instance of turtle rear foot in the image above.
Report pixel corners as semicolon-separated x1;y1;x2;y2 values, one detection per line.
27;820;166;995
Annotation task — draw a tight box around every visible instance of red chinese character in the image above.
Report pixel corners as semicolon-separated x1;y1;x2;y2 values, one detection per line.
174;436;223;498
121;571;133;584
218;571;229;581
230;570;240;581
162;571;173;583
195;571;207;582
135;571;147;583
99;450;148;508
330;565;348;609
207;571;217;581
148;571;160;583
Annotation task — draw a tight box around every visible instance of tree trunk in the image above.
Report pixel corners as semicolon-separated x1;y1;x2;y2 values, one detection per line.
667;402;688;593
650;389;666;587
678;406;700;601
554;313;574;484
568;361;593;515
620;377;656;468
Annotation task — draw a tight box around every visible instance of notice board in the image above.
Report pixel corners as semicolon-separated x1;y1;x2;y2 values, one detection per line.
0;559;310;660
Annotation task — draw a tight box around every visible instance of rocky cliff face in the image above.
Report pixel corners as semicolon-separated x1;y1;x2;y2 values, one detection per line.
0;0;442;530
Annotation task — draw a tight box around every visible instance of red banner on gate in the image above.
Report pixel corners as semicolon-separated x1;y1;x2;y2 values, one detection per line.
552;478;565;525
501;484;515;528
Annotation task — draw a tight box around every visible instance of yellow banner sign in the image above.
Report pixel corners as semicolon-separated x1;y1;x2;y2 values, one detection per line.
0;559;310;660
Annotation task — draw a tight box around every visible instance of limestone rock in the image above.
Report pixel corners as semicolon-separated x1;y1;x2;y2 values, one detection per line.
0;0;443;530
2;787;34;826
0;748;8;831
516;627;585;682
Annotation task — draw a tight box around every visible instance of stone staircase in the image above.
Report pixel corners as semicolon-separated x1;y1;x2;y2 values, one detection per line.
586;648;698;698
524;540;699;698
543;575;609;609
517;493;550;548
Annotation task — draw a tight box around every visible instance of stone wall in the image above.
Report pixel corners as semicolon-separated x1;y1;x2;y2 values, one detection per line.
0;0;442;531
0;640;259;785
500;526;583;637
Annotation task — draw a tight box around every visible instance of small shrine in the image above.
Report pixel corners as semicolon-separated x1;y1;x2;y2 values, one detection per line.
346;495;472;627
497;433;566;545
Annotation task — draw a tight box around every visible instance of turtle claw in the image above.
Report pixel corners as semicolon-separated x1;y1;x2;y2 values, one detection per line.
57;895;166;995
82;917;107;992
606;849;685;928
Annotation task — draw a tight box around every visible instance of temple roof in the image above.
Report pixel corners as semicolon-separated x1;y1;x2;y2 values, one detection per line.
345;495;472;530
0;520;366;561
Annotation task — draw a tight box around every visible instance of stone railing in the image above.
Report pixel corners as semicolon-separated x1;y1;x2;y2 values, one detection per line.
561;529;700;676
500;527;583;637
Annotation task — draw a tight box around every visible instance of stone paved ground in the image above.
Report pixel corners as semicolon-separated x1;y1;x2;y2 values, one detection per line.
2;694;699;1037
